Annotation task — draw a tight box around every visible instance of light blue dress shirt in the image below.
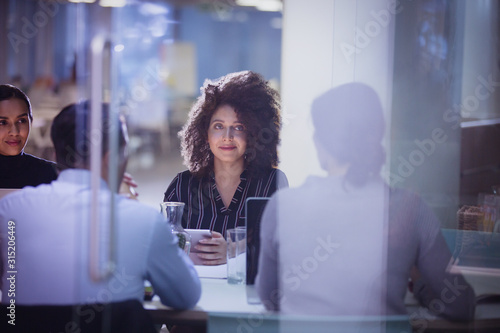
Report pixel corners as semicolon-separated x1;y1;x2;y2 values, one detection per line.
0;169;201;309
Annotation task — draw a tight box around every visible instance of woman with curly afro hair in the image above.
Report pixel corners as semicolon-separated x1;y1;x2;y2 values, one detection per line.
163;71;288;265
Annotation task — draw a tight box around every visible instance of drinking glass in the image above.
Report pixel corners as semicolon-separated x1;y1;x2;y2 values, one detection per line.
226;228;246;284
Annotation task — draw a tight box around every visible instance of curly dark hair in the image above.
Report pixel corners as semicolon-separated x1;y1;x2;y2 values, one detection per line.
180;71;281;178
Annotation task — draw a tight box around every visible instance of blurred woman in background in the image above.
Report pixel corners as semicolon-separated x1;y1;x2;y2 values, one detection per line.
0;84;57;188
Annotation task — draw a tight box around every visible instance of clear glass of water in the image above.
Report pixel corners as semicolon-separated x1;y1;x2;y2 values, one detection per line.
226;228;246;284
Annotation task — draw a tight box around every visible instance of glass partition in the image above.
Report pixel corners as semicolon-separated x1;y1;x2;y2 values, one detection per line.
1;0;499;331
276;0;498;328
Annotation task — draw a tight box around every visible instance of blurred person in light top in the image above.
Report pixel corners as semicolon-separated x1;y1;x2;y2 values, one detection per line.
256;82;475;321
0;101;201;309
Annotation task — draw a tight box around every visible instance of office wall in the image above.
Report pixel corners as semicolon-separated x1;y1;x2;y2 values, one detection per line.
1;1;112;89
390;1;500;226
280;0;494;228
389;1;466;227
177;6;282;88
459;1;500;205
461;0;500;120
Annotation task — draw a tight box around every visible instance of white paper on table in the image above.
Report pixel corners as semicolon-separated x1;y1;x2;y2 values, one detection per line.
195;264;227;279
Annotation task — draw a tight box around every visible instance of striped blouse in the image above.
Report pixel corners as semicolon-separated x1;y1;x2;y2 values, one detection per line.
163;168;288;237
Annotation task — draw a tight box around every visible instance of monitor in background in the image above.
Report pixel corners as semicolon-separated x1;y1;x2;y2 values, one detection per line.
459;121;500;206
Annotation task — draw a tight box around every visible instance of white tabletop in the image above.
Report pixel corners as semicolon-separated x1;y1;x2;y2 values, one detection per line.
196;278;264;313
141;263;500;333
194;264;227;279
144;264;265;314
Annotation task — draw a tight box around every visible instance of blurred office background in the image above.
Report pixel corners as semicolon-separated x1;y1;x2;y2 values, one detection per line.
0;0;283;208
1;0;500;229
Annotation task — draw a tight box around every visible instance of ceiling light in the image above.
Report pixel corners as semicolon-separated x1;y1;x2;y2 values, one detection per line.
236;0;282;12
68;0;96;3
235;0;257;6
256;2;282;12
99;0;126;7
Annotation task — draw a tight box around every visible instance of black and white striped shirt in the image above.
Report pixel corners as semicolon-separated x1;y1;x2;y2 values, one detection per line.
163;168;288;237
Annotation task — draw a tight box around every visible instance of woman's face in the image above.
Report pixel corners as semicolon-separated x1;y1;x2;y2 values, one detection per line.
0;98;31;156
208;105;247;166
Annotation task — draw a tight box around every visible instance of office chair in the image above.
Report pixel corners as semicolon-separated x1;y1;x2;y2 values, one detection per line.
0;299;157;333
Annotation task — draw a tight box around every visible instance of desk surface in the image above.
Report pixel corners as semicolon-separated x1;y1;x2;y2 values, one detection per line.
145;266;500;330
145;278;263;312
144;266;263;326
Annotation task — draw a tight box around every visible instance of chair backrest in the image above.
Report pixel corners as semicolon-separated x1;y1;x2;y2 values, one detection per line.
0;299;156;333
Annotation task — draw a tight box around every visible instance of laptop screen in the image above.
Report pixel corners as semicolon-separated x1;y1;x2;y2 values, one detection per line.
245;197;270;285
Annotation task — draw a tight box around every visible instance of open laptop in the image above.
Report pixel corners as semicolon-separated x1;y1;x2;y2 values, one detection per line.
245;197;271;304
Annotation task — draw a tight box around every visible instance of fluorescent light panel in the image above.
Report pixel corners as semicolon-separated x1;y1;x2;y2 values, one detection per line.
236;0;282;11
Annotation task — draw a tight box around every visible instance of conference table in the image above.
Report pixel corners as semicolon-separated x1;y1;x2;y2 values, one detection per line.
144;265;500;332
144;264;263;327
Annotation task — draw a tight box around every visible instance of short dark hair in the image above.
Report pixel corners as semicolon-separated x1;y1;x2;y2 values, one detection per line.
50;100;126;169
0;84;33;121
180;71;282;178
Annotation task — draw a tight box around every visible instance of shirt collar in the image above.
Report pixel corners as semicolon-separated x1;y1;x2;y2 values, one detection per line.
57;168;110;190
209;169;248;181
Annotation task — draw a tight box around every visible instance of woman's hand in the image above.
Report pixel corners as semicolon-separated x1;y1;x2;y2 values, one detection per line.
119;172;139;199
194;231;227;265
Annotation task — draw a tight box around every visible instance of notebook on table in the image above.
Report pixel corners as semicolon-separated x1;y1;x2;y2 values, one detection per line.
245;197;271;304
